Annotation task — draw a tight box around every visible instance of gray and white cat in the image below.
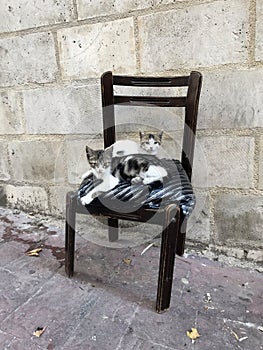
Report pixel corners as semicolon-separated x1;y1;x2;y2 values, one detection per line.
80;131;166;206
113;130;163;157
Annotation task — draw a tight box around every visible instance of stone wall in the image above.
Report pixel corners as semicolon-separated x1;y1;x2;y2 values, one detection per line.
0;0;262;261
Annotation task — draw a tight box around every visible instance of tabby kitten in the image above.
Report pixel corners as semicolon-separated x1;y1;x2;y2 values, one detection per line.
81;146;112;180
80;146;119;205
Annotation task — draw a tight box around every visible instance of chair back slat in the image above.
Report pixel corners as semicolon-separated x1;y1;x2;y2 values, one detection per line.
114;96;187;107
113;75;189;87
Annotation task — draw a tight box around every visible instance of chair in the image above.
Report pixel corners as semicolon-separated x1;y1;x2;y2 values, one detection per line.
65;71;202;312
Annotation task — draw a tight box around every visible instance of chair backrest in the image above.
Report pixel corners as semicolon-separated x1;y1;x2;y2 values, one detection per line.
101;71;202;181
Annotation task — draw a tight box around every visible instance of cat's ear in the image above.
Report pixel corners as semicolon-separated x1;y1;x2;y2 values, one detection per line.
139;130;144;140
158;130;163;141
86;146;94;160
104;145;113;157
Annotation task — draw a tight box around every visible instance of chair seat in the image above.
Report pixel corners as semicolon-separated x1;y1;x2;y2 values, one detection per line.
78;158;196;218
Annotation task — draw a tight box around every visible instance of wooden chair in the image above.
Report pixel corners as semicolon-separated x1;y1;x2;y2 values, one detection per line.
65;71;202;312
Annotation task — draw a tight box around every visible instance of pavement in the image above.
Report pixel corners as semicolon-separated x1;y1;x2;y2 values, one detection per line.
0;206;262;350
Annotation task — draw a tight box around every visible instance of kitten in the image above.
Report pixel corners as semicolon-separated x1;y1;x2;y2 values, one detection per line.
113;130;163;157
139;130;163;155
112;155;167;185
80;146;119;205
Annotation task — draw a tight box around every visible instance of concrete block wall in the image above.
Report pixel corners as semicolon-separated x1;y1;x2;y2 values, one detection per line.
0;0;262;261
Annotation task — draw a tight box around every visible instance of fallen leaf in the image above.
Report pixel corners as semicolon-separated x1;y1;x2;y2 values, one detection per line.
33;327;45;337
187;328;200;340
26;248;42;257
123;258;132;266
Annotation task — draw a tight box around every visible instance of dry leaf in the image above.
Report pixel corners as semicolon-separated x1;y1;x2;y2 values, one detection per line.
33;327;45;337
123;258;132;266
187;328;200;340
26;248;42;257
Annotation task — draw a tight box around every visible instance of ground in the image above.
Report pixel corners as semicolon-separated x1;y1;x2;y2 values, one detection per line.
0;206;262;350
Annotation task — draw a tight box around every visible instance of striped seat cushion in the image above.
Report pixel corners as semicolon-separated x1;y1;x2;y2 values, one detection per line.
78;158;195;218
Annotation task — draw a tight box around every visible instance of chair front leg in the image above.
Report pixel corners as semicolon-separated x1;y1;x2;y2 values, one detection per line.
156;204;180;313
65;192;77;277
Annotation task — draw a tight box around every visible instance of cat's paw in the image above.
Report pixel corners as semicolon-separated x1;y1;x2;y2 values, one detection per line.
131;176;143;184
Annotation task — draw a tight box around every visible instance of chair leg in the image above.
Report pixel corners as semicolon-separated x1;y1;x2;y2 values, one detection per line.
156;205;180;313
176;214;186;256
65;192;77;277
108;218;119;242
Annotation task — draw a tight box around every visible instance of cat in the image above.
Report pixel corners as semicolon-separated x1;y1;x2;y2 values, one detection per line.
79;146;119;205
112;155;167;185
113;130;163;157
79;143;167;206
139;130;163;155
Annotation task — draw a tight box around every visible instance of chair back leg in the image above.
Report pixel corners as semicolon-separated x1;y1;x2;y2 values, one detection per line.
65;192;77;277
108;218;119;242
156;205;180;312
175;213;187;256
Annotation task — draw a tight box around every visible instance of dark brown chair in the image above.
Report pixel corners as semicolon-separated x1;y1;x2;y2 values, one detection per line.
65;71;202;312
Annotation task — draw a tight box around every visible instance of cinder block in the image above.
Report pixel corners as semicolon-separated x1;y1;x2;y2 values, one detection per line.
76;0;176;20
187;189;211;243
0;142;10;181
214;193;263;246
138;0;249;72
0;90;24;134
8;141;66;183
256;0;263;61
6;185;49;213
23;83;102;134
0;0;75;32
192;136;254;189
49;185;75;217
0;33;58;87
198;69;263;129
57;18;136;78
259;135;263;190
